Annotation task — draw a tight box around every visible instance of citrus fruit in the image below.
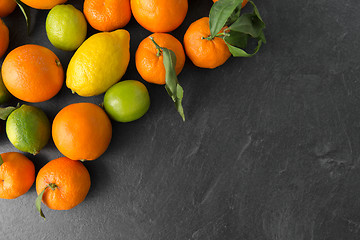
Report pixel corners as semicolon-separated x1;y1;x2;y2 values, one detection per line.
104;80;150;122
135;33;185;85
0;74;11;104
1;44;64;103
0;19;9;58
184;17;231;69
66;29;130;97
0;152;35;199
212;0;248;8
0;0;16;17
36;157;90;211
46;4;87;51
130;0;188;33
6;105;51;155
20;0;68;9
84;0;131;32
52;103;112;161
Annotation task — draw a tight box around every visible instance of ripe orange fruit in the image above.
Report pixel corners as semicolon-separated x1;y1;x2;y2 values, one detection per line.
135;33;185;85
212;0;248;8
84;0;131;32
0;19;9;58
1;44;64;103
52;103;112;161
20;0;68;9
130;0;188;33
0;0;17;17
36;157;91;210
184;17;231;69
0;152;35;199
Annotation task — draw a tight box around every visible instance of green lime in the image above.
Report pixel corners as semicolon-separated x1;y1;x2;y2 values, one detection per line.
46;4;87;51
6;105;51;155
0;74;11;104
104;80;150;122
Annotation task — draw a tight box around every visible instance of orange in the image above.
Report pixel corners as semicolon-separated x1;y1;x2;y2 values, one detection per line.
36;157;91;210
20;0;68;9
1;44;64;103
184;17;231;69
0;0;17;17
52;103;112;161
135;33;185;85
0;152;35;199
0;19;9;58
212;0;248;8
84;0;131;32
130;0;188;33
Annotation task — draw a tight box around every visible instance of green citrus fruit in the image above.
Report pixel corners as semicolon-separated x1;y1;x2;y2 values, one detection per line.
0;74;11;104
6;105;51;155
103;80;150;122
46;4;87;51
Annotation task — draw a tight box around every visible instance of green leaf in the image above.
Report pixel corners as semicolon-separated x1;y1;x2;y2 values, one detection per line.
250;0;264;24
229;13;264;38
15;0;31;34
35;183;57;220
35;185;48;220
162;48;185;121
224;31;249;49
0;106;16;120
209;0;244;38
225;5;241;26
226;40;262;57
0;155;4;167
149;37;185;121
224;1;266;57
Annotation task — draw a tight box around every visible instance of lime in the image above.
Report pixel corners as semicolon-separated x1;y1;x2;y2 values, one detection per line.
0;74;11;104
6;105;51;155
46;4;87;51
103;80;150;122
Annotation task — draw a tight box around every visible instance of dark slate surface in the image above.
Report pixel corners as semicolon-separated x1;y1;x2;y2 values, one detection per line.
1;0;360;239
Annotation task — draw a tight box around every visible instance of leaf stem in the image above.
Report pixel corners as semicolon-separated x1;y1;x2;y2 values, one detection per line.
202;28;230;41
149;36;163;57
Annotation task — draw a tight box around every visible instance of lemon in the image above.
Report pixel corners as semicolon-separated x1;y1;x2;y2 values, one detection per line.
66;29;130;97
6;105;51;155
46;4;87;51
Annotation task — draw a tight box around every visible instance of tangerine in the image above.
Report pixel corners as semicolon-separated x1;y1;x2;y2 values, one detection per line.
0;0;17;17
52;103;112;161
183;17;231;69
0;19;9;58
135;33;185;85
130;0;188;33
212;0;248;8
0;152;35;199
36;157;91;211
1;44;64;103
20;0;68;9
84;0;131;32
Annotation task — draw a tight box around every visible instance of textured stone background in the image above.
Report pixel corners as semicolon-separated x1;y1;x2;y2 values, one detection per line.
1;0;360;239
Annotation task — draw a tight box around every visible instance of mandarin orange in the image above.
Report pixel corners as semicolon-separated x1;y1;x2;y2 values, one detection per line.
2;44;64;102
136;33;185;85
184;17;231;69
52;103;112;161
131;0;188;33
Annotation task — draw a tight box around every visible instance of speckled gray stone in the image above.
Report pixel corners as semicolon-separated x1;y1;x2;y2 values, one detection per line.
1;0;360;239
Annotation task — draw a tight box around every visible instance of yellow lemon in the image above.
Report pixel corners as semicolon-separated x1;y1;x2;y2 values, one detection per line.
66;29;130;97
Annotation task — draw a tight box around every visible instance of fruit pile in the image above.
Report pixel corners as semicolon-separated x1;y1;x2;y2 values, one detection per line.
0;0;266;218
